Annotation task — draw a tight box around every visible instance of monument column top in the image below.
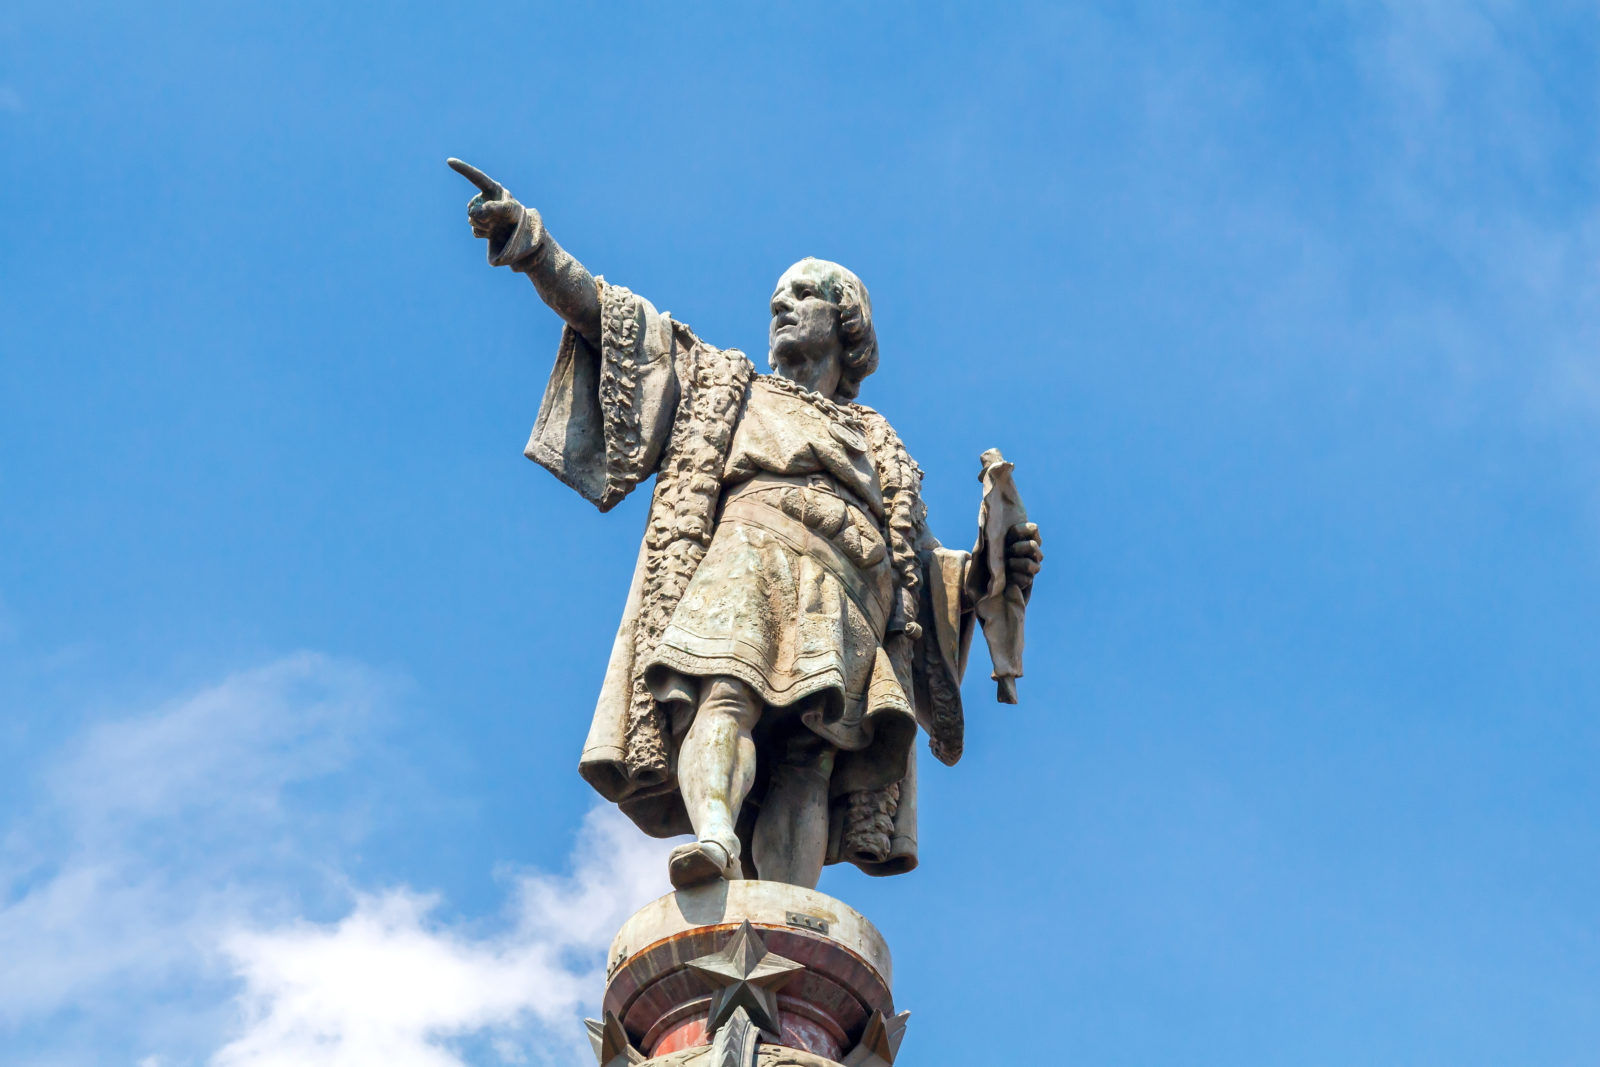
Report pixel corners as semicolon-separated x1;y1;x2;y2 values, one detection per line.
610;881;893;985
598;883;904;1064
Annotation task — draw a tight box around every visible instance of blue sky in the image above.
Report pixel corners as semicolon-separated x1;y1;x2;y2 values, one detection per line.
3;2;1599;1064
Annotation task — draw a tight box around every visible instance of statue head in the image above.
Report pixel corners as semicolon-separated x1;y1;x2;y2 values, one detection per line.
768;258;878;400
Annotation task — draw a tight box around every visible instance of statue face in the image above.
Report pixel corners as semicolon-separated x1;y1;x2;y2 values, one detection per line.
768;262;843;374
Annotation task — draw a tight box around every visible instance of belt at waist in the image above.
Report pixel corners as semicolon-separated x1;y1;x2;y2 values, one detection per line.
723;470;882;521
718;493;893;632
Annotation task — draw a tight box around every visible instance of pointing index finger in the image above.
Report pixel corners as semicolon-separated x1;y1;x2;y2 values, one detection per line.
447;157;504;199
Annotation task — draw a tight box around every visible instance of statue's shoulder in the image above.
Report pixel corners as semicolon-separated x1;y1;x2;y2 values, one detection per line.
848;401;919;467
667;315;701;351
663;318;754;394
846;399;898;436
847;399;888;426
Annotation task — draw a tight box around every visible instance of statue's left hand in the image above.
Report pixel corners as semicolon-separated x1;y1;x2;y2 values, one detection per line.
1005;522;1043;596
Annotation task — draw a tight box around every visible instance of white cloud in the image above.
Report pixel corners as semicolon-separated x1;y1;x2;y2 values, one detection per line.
0;653;674;1066
210;807;668;1067
49;653;377;835
0;653;385;1028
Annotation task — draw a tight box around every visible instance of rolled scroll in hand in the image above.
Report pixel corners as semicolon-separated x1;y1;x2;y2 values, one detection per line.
975;448;1029;704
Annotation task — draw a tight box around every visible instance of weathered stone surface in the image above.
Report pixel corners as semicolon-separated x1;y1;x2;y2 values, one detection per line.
610;882;893;986
601;884;900;1064
710;1005;762;1066
637;1045;842;1067
631;1038;895;1067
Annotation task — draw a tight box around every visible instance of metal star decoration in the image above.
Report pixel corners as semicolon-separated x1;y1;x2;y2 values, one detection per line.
584;1011;644;1066
841;1010;911;1067
686;920;805;1035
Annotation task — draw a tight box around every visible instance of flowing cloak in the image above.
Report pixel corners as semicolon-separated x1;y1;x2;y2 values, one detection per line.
526;281;974;876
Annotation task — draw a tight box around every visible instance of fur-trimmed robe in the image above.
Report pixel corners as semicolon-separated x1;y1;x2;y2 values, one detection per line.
526;281;974;876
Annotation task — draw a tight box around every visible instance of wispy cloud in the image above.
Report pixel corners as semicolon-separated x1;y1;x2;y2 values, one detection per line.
0;654;383;1029
0;654;672;1066
1354;0;1600;429
46;654;375;840
211;807;667;1067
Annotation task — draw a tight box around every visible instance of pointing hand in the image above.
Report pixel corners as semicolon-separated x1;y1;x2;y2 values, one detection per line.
448;157;543;266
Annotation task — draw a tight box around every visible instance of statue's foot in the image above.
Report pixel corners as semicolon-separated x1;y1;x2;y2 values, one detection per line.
668;839;740;889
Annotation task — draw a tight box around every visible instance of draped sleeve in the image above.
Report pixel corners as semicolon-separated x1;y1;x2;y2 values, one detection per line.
913;537;975;766
524;281;681;512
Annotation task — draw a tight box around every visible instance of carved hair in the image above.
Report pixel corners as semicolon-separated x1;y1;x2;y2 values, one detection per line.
773;258;879;400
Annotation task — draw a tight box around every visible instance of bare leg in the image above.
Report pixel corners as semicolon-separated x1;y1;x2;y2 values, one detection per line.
752;730;836;889
672;676;761;887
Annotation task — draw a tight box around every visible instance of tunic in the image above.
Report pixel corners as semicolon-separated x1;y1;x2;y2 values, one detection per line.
523;281;974;876
646;378;918;779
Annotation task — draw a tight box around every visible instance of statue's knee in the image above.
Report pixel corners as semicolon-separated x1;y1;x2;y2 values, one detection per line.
777;730;836;776
698;675;761;730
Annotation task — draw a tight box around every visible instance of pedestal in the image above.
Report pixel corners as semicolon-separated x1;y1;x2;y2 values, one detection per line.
587;881;909;1067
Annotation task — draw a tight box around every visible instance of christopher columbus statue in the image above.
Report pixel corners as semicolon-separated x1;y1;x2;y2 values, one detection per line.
451;159;1043;893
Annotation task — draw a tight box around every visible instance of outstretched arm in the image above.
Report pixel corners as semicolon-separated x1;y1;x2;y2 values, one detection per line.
449;158;602;348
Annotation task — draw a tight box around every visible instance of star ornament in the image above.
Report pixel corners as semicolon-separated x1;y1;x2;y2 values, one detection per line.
842;1010;911;1067
584;1011;644;1066
686;920;805;1035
